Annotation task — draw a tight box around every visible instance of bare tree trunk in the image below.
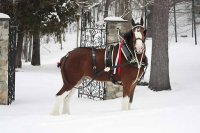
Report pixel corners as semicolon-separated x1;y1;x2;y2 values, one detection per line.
122;0;132;20
149;0;171;91
76;17;80;47
115;0;119;16
28;34;32;62
23;33;29;62
119;0;125;17
15;25;24;68
104;0;110;18
58;34;63;50
31;28;40;66
146;4;153;37
120;0;132;30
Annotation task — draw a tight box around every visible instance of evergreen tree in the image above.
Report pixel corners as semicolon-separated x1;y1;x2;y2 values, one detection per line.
0;0;78;67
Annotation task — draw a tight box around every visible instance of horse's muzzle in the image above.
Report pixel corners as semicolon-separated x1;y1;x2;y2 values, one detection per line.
135;45;144;54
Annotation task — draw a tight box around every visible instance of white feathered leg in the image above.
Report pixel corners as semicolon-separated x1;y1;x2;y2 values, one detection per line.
51;95;63;116
62;88;76;115
51;91;70;116
121;96;130;110
128;103;132;110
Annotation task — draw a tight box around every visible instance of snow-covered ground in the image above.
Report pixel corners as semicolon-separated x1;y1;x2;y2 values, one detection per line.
1;19;200;133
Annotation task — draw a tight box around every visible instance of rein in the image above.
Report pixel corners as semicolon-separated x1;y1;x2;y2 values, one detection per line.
80;51;146;89
132;49;145;85
81;49;146;89
80;61;132;89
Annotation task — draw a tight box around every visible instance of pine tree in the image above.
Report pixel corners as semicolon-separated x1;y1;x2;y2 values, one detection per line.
0;0;78;67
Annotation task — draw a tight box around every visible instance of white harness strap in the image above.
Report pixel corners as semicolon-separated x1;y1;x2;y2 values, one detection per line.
132;25;144;29
113;45;120;74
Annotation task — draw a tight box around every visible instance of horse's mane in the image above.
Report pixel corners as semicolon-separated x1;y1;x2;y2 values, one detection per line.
123;30;134;46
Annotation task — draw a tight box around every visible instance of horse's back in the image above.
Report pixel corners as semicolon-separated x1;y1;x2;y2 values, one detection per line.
69;47;105;63
66;48;92;67
70;47;92;57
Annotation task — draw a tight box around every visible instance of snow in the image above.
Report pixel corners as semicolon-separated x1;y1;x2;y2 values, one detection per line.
49;12;60;22
89;2;101;9
0;13;10;19
104;16;128;22
1;12;200;133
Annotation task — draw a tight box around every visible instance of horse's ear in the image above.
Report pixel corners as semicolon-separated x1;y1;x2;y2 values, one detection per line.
140;18;144;26
131;19;135;26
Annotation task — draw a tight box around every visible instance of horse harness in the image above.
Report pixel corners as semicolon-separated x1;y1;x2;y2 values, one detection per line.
104;45;120;84
91;42;148;85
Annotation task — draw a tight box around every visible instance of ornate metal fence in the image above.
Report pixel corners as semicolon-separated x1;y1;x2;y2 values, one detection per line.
8;18;17;104
78;21;107;100
80;23;106;48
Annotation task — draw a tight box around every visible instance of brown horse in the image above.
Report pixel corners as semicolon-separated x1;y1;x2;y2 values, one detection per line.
51;18;147;115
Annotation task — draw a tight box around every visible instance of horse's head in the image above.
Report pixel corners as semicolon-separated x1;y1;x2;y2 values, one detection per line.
131;18;146;54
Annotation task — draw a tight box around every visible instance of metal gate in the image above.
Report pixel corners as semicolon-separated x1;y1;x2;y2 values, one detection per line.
78;14;107;100
8;17;17;104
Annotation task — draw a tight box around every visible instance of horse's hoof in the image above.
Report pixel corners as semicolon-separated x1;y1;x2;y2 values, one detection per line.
121;108;129;111
50;112;60;116
62;111;70;115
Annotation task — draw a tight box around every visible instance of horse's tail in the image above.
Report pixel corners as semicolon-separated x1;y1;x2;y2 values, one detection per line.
57;53;69;68
57;57;64;68
57;62;62;68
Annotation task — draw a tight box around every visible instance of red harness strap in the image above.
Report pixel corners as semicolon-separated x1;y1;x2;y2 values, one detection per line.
117;38;124;75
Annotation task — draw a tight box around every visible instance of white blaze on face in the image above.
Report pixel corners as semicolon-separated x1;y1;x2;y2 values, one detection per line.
134;28;144;54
